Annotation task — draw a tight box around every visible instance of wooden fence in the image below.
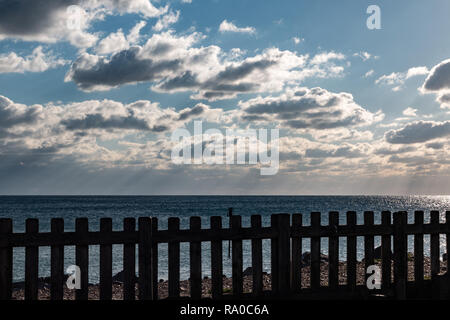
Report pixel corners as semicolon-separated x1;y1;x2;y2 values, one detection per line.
0;211;449;300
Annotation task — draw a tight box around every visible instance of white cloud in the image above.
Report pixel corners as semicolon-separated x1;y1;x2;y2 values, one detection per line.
364;69;374;78
219;20;256;34
293;37;303;45
95;21;146;54
310;52;345;65
0;0;165;48
152;11;180;32
385;120;450;144
353;51;377;61
402;107;418;117
0;46;67;74
67;30;347;100
237;86;384;131
376;66;429;91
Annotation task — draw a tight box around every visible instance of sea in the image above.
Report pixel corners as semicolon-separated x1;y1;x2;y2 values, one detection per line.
1;195;449;283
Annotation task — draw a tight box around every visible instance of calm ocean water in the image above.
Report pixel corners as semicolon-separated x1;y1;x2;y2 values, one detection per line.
1;195;449;283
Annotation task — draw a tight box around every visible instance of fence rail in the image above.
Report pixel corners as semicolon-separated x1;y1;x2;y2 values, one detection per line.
1;211;450;300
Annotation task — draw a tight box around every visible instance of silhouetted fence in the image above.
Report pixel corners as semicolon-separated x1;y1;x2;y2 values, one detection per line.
1;211;449;300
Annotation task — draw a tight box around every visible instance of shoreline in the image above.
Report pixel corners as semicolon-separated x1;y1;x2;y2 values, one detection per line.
11;256;445;300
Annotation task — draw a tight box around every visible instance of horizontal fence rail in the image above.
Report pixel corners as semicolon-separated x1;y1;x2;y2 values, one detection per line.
0;211;450;300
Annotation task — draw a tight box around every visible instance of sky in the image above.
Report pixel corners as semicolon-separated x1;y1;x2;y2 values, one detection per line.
0;0;450;195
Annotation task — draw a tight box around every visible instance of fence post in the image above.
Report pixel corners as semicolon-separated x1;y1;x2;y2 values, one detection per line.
346;211;357;294
291;214;303;293
123;218;136;301
278;214;291;295
100;218;113;300
310;212;321;291
381;211;392;294
189;217;202;299
50;218;64;300
138;217;152;300
430;211;441;299
414;211;424;298
168;217;180;299
328;212;339;291
271;215;279;295
151;217;159;300
231;215;243;297
210;216;223;299
251;215;263;297
446;211;450;300
393;211;407;300
0;219;12;300
25;219;39;300
75;218;89;300
364;211;375;298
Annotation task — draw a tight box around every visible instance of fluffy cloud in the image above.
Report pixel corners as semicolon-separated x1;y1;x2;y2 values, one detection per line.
376;66;429;91
237;87;384;130
422;59;450;92
0;0;165;48
353;51;377;61
95;21;146;55
66;31;347;100
0;46;67;73
437;93;450;109
0;94;224;158
153;11;180;32
402;107;418;117
219;20;255;34
385;120;450;144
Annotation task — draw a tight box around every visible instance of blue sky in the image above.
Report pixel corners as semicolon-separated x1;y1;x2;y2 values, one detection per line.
0;0;449;194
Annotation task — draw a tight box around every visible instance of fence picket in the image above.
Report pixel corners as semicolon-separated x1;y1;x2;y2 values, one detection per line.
394;211;407;300
100;218;113;300
446;211;450;300
278;214;291;295
251;215;263;297
328;212;339;290
123;218;136;300
430;211;440;299
210;216;223;299
151;217;159;300
50;218;64;300
190;217;202;299
364;211;375;296
414;211;424;297
25;219;39;300
347;211;357;293
381;211;392;293
168;217;180;299
270;215;279;294
311;212;321;291
138;217;152;300
0;219;13;300
75;218;89;300
231;215;243;297
291;214;303;293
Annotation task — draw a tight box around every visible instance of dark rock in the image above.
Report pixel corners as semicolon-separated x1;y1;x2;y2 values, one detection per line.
373;246;393;260
112;271;137;283
243;267;253;277
300;252;329;267
444;253;448;261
